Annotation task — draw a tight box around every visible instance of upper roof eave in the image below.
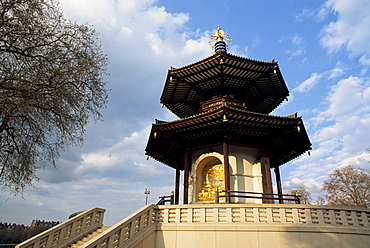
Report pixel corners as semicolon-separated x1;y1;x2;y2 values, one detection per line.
160;52;288;118
168;52;278;74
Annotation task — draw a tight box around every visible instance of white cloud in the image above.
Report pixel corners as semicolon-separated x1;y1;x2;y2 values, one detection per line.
293;62;346;93
288;76;370;193
283;177;322;193
295;6;329;22
182;35;211;57
328;62;346;78
320;76;370;119
359;55;370;74
60;0;208;67
320;0;370;57
292;34;304;46
359;56;370;66
280;34;306;61
293;72;322;93
73;126;173;184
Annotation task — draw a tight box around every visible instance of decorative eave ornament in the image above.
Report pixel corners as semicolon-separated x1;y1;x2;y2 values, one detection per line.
208;25;232;53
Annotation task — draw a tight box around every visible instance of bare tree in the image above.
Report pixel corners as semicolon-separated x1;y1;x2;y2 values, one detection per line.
315;195;326;205
0;0;108;195
322;165;370;208
288;187;312;204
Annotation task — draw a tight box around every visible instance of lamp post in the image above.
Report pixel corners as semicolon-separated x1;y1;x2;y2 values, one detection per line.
144;188;151;205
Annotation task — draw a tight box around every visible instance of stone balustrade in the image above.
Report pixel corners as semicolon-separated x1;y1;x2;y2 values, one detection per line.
16;204;370;248
78;205;155;248
154;204;370;248
155;204;370;227
15;207;105;248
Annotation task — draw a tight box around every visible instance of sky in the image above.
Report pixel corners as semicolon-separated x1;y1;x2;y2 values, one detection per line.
1;0;370;226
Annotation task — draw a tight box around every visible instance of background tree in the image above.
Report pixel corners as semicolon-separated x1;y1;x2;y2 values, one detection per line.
288;187;312;204
322;165;370;208
315;195;326;205
0;0;108;195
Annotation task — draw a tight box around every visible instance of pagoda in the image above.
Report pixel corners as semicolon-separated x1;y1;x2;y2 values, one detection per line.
145;26;311;205
17;27;369;248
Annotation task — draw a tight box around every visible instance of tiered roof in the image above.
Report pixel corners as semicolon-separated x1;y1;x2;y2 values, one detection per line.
146;29;311;169
161;52;289;118
146;105;311;169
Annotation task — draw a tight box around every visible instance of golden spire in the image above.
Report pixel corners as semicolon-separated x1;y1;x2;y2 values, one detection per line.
209;25;232;50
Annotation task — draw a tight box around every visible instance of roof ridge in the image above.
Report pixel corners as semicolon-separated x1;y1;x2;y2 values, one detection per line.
169;52;278;73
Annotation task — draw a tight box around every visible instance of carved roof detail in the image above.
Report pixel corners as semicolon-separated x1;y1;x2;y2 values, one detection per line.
161;53;289;118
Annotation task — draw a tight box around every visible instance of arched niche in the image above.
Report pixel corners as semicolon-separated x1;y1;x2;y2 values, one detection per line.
193;153;225;202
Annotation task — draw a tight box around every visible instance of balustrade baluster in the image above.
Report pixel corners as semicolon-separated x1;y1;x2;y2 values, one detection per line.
44;235;53;248
361;211;369;227
292;208;299;223
304;209;312;224
163;208;169;224
253;208;259;223
266;208;273;223
188;208;193;224
328;209;336;225
200;207;206;223
240;208;246;223
316;209;325;224
351;211;360;226
175;208;181;224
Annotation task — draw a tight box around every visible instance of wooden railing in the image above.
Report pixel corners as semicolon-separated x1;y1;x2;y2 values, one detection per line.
78;205;155;248
16;207;105;248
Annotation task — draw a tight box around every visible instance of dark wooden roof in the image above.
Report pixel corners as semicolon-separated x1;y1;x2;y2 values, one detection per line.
160;52;289;118
145;106;311;169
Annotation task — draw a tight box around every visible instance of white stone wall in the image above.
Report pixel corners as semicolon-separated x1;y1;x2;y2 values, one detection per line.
155;225;370;248
228;145;263;203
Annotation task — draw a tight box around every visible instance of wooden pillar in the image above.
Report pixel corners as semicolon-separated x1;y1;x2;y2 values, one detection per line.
261;156;274;203
174;167;180;205
183;151;190;204
223;142;230;203
274;166;283;204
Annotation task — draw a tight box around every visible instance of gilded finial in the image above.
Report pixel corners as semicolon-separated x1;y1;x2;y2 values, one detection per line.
209;25;232;51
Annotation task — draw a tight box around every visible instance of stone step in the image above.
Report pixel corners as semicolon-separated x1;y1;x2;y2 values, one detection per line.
70;226;111;248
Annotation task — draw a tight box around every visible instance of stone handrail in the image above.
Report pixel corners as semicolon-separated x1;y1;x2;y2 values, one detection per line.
80;204;369;248
18;204;369;248
155;204;370;227
16;207;105;248
79;205;156;248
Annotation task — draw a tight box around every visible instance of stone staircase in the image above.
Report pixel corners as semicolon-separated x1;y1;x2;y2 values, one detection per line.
69;226;111;248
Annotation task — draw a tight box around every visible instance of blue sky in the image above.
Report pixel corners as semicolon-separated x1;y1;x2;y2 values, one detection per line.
1;0;370;226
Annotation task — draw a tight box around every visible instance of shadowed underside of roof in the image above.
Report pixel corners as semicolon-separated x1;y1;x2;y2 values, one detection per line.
145;106;311;169
160;52;289;118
